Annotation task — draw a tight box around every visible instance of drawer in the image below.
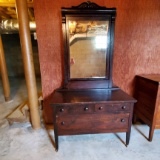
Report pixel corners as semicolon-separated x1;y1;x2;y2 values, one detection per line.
95;103;130;113
55;104;95;115
57;113;129;135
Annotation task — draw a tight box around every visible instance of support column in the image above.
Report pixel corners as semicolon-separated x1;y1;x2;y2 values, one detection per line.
15;0;41;129
0;35;11;102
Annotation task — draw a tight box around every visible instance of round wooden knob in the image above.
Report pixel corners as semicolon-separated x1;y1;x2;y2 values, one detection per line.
60;108;64;112
122;106;126;110
121;119;125;122
61;121;65;125
99;106;103;110
84;107;89;111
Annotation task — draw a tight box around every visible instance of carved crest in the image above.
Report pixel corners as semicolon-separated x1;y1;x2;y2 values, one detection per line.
72;1;106;9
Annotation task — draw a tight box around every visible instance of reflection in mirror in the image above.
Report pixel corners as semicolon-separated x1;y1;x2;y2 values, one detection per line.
68;20;109;79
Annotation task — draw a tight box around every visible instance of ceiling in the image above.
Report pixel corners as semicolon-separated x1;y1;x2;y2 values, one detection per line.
0;0;35;33
0;0;34;21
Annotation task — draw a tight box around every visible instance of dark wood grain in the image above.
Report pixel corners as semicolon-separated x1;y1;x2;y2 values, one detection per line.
57;113;129;135
52;88;136;150
49;1;137;151
51;88;136;104
134;74;160;141
61;7;116;89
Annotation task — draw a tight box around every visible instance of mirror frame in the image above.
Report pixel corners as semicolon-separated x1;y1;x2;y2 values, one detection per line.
61;1;116;89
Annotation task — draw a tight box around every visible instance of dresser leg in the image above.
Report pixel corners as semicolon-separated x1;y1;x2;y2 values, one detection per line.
55;135;59;151
148;126;154;142
126;131;130;146
54;129;59;151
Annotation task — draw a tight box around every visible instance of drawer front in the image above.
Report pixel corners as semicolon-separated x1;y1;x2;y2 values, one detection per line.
57;113;129;135
95;103;130;113
55;103;131;115
55;104;95;115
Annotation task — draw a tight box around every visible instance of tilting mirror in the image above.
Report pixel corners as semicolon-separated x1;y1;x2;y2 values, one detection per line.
62;1;116;88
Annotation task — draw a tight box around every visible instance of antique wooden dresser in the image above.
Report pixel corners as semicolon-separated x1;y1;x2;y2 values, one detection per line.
134;74;160;141
51;1;136;151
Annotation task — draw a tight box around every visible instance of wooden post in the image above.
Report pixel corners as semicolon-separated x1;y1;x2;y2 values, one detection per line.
15;0;41;129
0;35;11;102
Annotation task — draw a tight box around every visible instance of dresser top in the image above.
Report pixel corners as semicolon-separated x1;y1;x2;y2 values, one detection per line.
51;88;136;105
137;74;160;83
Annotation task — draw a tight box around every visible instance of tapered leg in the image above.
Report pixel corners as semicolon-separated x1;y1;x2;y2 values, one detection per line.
126;131;130;146
54;127;59;151
148;126;154;142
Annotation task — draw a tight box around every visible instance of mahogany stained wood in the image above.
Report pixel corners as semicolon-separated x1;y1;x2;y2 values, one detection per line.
61;5;116;89
51;88;136;150
134;74;160;141
49;1;137;151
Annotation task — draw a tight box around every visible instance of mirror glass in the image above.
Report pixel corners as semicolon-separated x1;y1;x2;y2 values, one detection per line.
68;20;109;79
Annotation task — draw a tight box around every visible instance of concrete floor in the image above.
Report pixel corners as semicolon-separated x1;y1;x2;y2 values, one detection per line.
0;77;160;160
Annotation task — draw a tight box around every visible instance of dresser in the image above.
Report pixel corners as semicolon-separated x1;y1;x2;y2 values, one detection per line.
51;89;136;151
134;74;160;141
50;1;137;151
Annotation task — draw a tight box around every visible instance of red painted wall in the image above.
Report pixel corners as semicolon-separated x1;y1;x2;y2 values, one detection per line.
34;0;160;123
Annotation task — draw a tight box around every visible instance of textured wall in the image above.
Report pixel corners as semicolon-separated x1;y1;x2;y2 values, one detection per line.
112;0;160;94
34;0;160;123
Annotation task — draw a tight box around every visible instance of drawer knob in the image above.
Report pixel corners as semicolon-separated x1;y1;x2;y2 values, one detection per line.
84;107;89;111
60;108;64;112
99;106;103;110
61;121;65;125
122;106;126;110
121;119;125;122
